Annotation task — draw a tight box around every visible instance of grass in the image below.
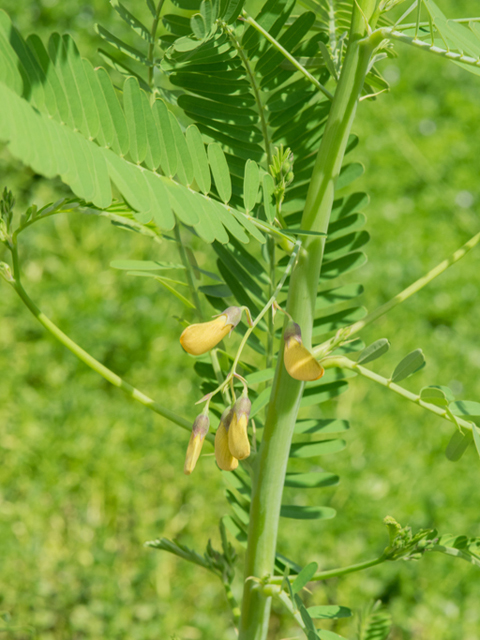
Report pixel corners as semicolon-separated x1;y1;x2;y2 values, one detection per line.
1;1;480;639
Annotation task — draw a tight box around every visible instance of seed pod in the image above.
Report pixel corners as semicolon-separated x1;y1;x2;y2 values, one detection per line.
283;322;324;382
180;306;242;356
214;407;239;472
228;396;251;460
184;413;210;475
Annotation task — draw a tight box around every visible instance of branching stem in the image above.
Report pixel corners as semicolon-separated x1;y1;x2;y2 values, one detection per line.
322;356;475;434
241;12;334;101
5;244;205;440
313;230;480;358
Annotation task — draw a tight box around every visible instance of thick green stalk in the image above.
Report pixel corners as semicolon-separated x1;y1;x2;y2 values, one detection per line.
237;3;378;638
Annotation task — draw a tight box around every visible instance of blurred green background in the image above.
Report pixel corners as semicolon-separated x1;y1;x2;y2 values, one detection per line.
1;1;480;639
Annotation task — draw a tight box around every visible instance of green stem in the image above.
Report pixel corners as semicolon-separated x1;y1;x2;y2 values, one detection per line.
7;245;204;440
147;0;166;89
312;230;480;358
322;356;475;434
266;238;275;369
173;221;230;404
224;582;241;627
237;3;377;638
267;554;387;585
378;27;480;70
241;12;334;101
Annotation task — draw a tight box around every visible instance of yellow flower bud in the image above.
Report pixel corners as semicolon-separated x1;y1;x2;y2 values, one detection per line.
283;322;324;382
180;306;242;356
184;414;209;475
214;408;239;471
228;396;251;460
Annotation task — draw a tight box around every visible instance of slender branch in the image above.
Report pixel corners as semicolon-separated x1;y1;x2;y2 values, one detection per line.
5;245;207;440
396;17;480;30
377;27;480;69
225;26;273;167
313;230;480;358
241;12;334;101
174;221;230;404
322;356;475;434
267;554;387;585
147;0;166;89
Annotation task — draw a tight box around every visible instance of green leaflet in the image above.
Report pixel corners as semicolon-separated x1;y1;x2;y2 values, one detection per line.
280;505;336;520
284;472;340;489
0;20;269;245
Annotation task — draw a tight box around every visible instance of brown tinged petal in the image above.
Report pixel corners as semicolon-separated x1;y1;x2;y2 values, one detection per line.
214;408;238;472
283;321;324;382
179;306;242;356
184;414;210;475
228;396;251;460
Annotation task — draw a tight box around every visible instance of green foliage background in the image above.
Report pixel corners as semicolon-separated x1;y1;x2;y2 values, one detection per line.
0;1;479;638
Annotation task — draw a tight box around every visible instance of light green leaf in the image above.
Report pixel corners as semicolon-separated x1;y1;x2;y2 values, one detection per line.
95;66;130;156
191;13;207;41
169;112;194;185
153;99;177;178
420;386;449;407
317;631;348;640
200;0;214;32
336;162;364;191
292;562;318;594
243;159;260;212
186;124;211;194
449;400;480;420
358;339;390;365
391;349;425;383
123;76;147;164
263;173;276;223
208;142;232;203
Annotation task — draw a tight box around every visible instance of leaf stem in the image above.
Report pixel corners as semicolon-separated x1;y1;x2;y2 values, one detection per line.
6;244;203;440
268;554;387;585
241;12;334;101
322;355;475;434
147;0;166;89
174;221;230;404
313;230;480;358
376;27;480;70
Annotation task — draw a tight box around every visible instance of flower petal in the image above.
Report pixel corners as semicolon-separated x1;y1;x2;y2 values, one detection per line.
180;316;231;356
228;413;250;460
284;339;325;381
215;422;239;471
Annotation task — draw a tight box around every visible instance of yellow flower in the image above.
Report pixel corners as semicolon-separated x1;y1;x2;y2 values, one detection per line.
180;306;242;356
283;322;325;382
214;408;239;472
184;414;209;475
228;396;251;460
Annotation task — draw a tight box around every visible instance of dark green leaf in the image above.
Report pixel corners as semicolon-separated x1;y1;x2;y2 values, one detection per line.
336;162;364;191
95;24;151;66
445;430;471;462
289;439;346;458
110;0;153;42
284;472;339;489
391;349;425;383
358;339;390;365
294;419;349;434
307;605;352;620
198;283;232;297
281;505;336;520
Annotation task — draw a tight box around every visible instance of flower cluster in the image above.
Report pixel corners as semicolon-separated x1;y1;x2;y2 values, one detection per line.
179;308;324;475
